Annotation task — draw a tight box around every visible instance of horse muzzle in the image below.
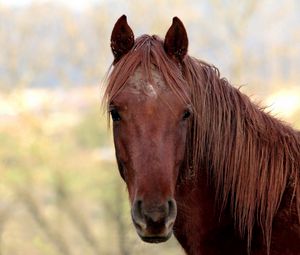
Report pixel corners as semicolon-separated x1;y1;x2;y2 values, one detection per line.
131;198;177;243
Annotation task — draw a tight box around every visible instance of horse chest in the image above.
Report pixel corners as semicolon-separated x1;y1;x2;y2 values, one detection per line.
174;180;248;255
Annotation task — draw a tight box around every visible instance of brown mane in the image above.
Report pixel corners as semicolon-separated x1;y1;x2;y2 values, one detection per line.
104;35;300;252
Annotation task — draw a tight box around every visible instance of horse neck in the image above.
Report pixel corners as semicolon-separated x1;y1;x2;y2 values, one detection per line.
175;59;300;253
174;170;219;252
174;170;251;255
199;74;300;248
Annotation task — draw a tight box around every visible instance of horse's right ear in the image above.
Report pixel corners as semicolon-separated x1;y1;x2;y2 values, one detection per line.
110;15;135;64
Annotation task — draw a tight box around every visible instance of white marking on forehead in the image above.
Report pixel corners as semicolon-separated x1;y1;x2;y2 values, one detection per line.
127;66;168;99
144;82;157;97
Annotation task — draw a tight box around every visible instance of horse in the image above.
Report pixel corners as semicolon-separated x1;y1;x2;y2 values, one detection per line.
103;15;300;254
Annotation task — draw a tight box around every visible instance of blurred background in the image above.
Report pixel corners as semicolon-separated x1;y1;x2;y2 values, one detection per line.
0;0;299;254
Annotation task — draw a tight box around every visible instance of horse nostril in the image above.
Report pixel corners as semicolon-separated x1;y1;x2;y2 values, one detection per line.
167;199;177;221
132;200;147;229
136;200;143;216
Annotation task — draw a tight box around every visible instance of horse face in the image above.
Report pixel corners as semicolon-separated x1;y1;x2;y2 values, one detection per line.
108;15;189;243
110;66;191;242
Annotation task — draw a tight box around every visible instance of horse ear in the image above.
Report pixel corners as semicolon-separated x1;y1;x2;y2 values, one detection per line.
164;17;188;63
111;15;135;64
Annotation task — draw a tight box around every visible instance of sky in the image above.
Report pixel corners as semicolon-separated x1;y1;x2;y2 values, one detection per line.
0;0;105;11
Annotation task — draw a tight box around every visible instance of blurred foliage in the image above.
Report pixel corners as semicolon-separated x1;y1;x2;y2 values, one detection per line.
0;88;183;255
0;0;299;92
0;0;299;254
74;109;109;148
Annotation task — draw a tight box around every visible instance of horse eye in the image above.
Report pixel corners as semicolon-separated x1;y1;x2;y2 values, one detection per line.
182;109;191;120
110;109;121;121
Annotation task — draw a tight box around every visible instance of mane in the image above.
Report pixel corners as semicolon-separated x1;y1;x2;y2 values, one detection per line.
183;55;300;251
104;35;300;252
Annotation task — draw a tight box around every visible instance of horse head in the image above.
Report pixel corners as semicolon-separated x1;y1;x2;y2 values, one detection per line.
107;15;190;243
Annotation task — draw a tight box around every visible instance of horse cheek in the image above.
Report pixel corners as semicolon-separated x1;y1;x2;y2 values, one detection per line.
176;124;188;163
113;127;130;178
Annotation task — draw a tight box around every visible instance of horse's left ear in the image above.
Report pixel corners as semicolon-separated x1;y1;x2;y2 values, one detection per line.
164;17;188;63
111;15;135;64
